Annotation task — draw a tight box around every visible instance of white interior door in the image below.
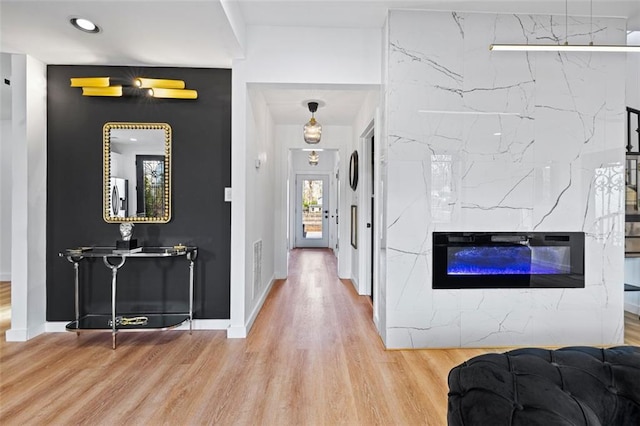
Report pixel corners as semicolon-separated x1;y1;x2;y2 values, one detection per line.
295;174;330;248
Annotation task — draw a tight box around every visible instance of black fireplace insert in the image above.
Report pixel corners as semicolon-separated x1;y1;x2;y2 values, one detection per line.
432;232;585;289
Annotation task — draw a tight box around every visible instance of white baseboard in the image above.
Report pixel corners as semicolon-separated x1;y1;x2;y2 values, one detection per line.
349;276;358;292
0;272;10;281
45;322;68;332
6;323;45;341
227;275;276;339
176;319;230;330
625;302;640;315
226;325;247;338
625;290;640;315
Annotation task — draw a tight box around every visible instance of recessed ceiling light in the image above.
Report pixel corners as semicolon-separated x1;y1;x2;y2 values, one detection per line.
70;17;100;34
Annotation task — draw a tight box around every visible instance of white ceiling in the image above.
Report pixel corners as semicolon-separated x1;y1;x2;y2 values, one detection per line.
238;0;640;29
1;0;639;124
252;83;380;125
0;0;241;67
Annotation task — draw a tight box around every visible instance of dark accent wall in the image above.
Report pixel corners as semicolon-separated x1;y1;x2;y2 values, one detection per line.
47;65;231;320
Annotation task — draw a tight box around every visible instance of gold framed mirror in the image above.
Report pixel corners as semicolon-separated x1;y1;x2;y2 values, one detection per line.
103;122;172;223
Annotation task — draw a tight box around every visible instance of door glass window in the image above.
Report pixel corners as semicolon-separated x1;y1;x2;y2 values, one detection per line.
302;179;323;239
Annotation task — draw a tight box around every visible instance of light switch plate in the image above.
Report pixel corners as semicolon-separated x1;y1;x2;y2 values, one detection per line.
224;187;232;202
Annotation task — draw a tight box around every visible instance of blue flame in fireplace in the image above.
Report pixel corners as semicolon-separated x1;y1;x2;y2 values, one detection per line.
447;246;570;275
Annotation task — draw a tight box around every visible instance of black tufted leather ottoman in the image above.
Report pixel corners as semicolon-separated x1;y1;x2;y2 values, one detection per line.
447;346;640;425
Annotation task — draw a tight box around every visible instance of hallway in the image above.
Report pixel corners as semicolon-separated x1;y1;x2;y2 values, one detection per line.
1;250;639;425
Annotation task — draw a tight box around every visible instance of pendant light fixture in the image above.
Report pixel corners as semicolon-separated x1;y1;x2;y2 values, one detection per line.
489;0;640;53
303;101;322;144
308;150;320;166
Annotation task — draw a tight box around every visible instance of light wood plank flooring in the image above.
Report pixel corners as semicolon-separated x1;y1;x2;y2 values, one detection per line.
1;253;639;425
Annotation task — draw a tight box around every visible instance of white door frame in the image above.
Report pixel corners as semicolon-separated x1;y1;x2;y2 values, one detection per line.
359;123;374;297
358;116;381;330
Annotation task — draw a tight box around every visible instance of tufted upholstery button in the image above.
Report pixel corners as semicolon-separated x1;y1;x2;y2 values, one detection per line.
447;346;640;426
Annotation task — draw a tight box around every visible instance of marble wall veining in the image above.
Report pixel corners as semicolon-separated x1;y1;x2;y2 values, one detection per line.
384;11;626;348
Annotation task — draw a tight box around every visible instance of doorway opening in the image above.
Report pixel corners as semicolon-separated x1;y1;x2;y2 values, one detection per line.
295;174;330;248
360;123;375;300
288;149;339;254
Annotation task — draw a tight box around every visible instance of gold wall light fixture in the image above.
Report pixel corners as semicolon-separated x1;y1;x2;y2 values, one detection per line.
490;0;640;53
70;77;198;99
147;87;198;100
134;78;185;89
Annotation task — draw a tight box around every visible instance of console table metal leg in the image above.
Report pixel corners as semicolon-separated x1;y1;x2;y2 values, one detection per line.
103;256;126;350
188;258;194;334
73;261;80;336
111;266;117;349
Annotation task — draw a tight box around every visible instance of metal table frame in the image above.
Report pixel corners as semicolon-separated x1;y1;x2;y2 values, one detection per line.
60;246;197;349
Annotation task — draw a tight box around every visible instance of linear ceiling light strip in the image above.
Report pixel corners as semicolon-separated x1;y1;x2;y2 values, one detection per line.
489;44;640;52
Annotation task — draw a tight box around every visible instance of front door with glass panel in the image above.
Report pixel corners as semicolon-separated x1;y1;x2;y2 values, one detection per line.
295;174;329;248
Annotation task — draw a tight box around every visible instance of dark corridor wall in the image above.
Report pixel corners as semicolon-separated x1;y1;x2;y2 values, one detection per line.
47;65;231;320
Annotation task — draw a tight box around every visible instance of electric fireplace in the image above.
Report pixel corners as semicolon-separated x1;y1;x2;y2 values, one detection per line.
433;232;585;289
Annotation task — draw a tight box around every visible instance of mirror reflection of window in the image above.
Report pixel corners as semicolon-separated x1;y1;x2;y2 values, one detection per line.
136;155;165;217
626;156;639;214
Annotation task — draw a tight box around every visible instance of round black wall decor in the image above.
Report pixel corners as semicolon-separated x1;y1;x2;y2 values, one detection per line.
349;150;359;191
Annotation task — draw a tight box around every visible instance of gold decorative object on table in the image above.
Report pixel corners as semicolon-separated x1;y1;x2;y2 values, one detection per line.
109;316;149;327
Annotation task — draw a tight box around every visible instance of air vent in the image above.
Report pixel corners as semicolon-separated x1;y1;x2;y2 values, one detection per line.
253;239;263;299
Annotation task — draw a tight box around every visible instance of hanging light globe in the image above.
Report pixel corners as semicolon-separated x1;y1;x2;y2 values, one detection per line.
308;150;319;166
303;102;322;144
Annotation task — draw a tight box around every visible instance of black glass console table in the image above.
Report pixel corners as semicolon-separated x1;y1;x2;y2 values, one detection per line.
59;246;197;349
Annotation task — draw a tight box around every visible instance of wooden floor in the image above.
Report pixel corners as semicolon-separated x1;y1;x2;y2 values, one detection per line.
1;252;639;425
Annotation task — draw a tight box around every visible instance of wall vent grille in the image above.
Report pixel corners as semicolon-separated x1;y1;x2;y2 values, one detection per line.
253;239;262;299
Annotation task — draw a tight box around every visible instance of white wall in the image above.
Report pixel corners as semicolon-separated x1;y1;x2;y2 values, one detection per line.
229;25;381;337
6;54;47;341
624;31;640;316
0;53;11;281
0;119;11;281
239;87;276;336
627;31;640;109
625;258;640;314
377;15;390;343
383;11;626;348
351;90;381;298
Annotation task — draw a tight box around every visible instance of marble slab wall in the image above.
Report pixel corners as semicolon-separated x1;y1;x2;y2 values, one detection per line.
384;10;626;348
